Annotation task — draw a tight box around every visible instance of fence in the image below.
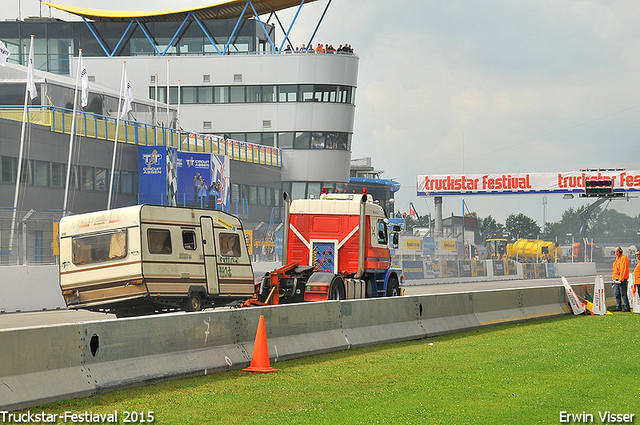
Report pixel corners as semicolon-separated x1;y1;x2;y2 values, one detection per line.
0;208;61;266
0;106;282;167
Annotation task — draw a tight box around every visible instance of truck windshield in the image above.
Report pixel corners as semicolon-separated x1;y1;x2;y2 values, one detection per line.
72;229;127;265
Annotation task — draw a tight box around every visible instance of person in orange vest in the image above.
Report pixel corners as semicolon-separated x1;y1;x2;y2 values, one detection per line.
612;246;631;312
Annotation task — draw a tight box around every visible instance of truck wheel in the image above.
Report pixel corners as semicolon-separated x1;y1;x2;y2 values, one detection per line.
386;275;400;297
328;277;345;300
185;293;203;312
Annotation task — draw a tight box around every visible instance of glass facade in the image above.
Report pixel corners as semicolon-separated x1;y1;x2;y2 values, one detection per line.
215;131;351;151
0;18;275;74
151;84;355;106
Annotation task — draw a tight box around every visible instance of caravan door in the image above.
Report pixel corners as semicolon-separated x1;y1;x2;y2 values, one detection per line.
200;216;220;295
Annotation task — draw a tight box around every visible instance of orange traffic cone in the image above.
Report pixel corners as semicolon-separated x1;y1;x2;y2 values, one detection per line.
242;315;278;373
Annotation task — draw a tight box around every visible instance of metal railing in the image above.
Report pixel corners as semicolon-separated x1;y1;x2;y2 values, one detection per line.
0;208;61;266
0;105;282;167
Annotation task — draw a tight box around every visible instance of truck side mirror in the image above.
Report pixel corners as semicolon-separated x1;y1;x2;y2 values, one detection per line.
392;233;399;249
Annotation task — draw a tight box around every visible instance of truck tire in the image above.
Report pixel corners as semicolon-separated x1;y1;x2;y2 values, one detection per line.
386;275;400;297
184;293;203;312
328;276;345;300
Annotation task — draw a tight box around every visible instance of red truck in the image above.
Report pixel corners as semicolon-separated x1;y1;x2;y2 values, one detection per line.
247;188;403;305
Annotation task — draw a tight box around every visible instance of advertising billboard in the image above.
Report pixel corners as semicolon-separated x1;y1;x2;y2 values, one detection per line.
138;146;230;211
417;170;640;196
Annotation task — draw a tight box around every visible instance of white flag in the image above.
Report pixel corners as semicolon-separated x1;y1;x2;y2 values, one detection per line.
26;37;37;100
120;70;133;119
80;55;89;107
0;39;10;67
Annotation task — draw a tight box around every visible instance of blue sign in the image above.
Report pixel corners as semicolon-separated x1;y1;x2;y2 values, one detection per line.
422;237;435;256
402;260;424;280
138;146;229;211
138;146;168;205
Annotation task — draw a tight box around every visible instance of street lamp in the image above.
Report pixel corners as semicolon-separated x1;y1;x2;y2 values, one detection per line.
388;198;395;219
566;232;574;263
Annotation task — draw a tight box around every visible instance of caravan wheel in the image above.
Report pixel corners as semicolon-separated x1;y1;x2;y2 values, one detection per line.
185;293;203;312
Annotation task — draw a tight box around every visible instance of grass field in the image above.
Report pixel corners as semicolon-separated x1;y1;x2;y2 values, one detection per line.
26;313;640;424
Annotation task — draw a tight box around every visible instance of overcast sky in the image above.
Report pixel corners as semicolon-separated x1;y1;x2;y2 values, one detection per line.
5;0;640;230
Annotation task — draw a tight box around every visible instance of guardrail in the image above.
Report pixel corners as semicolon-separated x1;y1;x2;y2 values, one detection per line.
0;106;282;167
0;283;609;411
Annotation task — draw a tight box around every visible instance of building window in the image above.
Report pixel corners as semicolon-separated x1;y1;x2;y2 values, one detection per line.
214;86;229;103
34;160;50;187
262;85;276;102
294;132;310;149
278;132;294;149
278;85;297;102
249;186;258;205
291;182;306;200
2;156;17;183
230;86;244;103
52;162;65;187
181;86;198;104
81;166;94;191
311;133;325;149
299;84;314;102
261;132;276;147
121;171;134;194
246;86;261;103
95;168;108;191
198;87;213;103
148;84;356;105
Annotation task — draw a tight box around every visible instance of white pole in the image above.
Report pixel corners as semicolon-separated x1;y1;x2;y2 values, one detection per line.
63;49;83;216
107;61;126;210
9;35;35;258
154;73;158;125
177;79;181;130
166;59;170;128
154;73;158;145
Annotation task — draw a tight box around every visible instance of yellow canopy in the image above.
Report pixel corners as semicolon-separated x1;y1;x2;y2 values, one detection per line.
43;0;316;22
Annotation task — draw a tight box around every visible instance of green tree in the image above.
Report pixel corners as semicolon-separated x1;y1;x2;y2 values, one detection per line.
477;215;505;243
541;207;582;243
505;213;540;241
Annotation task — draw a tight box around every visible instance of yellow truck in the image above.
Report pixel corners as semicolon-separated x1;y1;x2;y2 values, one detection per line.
59;205;254;317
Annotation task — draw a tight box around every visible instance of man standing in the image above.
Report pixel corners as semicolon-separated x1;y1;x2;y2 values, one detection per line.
633;250;640;311
612;246;631;312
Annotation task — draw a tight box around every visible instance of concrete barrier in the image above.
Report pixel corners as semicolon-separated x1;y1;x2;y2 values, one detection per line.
0;265;64;313
0;282;607;411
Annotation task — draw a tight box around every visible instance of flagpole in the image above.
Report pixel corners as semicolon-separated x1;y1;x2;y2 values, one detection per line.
63;49;83;216
9;35;36;259
166;59;170;128
108;61;126;210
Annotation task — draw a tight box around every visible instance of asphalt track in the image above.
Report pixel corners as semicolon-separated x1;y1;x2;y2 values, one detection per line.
0;275;598;330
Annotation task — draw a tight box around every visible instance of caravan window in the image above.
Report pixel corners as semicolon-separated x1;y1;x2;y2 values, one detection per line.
182;230;197;250
148;229;172;254
219;233;241;257
72;230;127;265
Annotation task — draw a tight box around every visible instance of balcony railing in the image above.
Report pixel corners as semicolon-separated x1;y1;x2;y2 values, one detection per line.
0;105;282;167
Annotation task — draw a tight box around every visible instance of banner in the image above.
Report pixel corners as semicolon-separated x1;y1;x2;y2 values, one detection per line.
422;237;435;256
417;170;640;196
402;260;424;280
138;146;229;211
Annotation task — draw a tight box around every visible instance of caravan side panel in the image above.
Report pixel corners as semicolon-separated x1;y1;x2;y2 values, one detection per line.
59;206;146;308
